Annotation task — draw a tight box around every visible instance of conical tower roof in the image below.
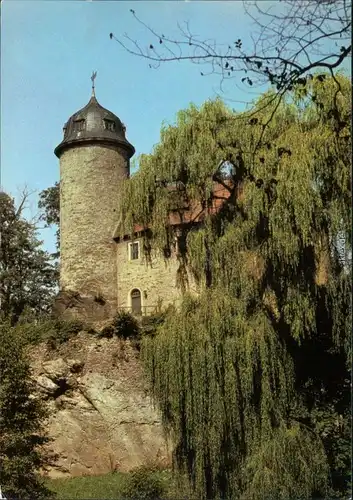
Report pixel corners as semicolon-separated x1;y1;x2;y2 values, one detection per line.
54;91;135;158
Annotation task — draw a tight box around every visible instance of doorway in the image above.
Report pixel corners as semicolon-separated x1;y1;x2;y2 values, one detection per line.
130;288;142;315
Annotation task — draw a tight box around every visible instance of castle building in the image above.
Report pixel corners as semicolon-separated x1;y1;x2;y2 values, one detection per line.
54;80;231;322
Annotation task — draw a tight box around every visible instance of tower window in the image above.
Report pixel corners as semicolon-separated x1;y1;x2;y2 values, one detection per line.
104;119;115;132
129;241;140;260
73;119;85;132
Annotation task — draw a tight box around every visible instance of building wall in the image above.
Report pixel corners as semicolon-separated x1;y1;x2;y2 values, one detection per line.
60;143;129;309
116;238;197;314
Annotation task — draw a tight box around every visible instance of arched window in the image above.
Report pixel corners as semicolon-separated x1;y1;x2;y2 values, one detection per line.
130;288;142;315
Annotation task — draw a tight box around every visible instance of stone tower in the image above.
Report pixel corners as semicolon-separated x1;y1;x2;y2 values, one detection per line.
54;82;135;317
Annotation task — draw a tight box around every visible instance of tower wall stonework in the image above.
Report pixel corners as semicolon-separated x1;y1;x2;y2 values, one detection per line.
60;143;129;310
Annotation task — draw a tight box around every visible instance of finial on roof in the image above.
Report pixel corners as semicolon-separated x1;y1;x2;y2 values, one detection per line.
91;71;97;97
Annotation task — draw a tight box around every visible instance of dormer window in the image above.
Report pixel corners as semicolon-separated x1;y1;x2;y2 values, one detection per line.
73;119;85;132
104;119;116;132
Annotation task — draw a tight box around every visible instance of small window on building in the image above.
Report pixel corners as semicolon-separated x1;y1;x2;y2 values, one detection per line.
73;119;85;132
104;119;116;132
129;241;139;260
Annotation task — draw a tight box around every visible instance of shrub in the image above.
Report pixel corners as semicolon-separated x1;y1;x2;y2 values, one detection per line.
98;310;171;347
97;311;140;340
45;319;85;348
97;324;115;339
141;311;167;337
112;311;140;339
15;318;85;348
119;465;166;500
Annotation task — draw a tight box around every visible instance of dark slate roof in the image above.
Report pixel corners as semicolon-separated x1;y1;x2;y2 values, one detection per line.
54;94;135;158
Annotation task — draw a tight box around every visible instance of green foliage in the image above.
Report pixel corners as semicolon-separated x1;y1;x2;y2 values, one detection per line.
142;293;331;500
0;322;55;499
16;315;85;348
113;310;139;339
47;470;175;499
141;309;172;337
47;472;127;499
45;319;86;349
121;74;351;499
0;191;59;324
291;327;352;497
124;310;171;351
98;311;140;340
38;181;60;256
119;465;167;500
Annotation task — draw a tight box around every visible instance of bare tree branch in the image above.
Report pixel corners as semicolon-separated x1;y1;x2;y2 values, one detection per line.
111;0;350;96
110;0;350;159
15;186;35;219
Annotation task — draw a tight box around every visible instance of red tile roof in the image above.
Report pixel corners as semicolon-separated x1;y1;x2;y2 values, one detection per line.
119;180;235;238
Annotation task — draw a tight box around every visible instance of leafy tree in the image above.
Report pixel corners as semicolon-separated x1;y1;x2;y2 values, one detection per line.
0;322;55;499
0;191;58;324
118;74;351;499
38;182;60;257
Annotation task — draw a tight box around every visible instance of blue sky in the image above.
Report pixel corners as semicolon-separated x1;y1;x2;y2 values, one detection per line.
1;1;350;253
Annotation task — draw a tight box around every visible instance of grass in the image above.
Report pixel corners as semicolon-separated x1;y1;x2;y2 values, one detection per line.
47;469;175;499
47;472;127;499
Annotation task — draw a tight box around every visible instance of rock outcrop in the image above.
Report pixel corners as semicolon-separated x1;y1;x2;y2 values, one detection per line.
52;290;113;324
28;331;171;478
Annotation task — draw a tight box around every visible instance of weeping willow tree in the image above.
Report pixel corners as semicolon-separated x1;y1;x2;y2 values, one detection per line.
119;73;351;499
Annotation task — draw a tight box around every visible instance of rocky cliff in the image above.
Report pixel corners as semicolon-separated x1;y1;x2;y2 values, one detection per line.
28;331;171;478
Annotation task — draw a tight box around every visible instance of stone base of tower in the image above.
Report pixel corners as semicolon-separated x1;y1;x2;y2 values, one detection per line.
52;289;115;326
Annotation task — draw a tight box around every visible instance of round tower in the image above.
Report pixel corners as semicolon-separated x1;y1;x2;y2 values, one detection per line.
54;80;134;314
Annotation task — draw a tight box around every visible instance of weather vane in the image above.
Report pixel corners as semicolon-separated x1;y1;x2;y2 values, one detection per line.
91;71;97;96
